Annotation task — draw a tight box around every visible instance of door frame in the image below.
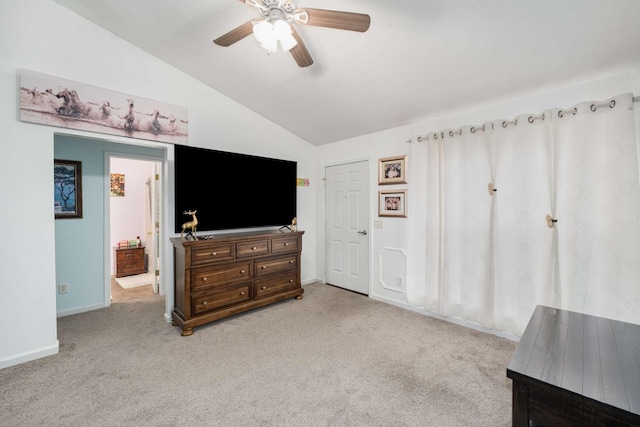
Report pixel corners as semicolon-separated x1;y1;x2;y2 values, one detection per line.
322;157;372;295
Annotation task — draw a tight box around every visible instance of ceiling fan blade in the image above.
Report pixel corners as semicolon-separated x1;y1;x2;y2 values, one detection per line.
289;27;313;67
213;20;254;47
301;8;370;32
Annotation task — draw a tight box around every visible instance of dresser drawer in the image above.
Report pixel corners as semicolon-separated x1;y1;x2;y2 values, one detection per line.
236;239;270;258
255;273;298;299
116;248;144;263
255;254;297;277
271;236;300;253
117;260;145;277
191;261;252;292
190;243;234;265
192;284;251;315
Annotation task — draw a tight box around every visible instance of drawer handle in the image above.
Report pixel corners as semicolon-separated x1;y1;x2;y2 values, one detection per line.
252;246;257;250
211;252;217;256
284;242;289;246
202;277;208;282
126;253;133;257
261;286;267;290
289;261;294;264
202;301;208;305
240;291;245;296
289;279;294;283
261;266;267;269
240;270;246;274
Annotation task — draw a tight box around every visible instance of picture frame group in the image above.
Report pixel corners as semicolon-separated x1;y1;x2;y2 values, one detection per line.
378;154;407;217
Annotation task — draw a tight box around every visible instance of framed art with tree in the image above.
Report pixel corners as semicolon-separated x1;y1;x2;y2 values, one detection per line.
54;159;83;219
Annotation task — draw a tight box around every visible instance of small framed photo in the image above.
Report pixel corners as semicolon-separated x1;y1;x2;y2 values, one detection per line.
110;173;125;197
54;159;83;219
379;190;407;218
378;155;407;185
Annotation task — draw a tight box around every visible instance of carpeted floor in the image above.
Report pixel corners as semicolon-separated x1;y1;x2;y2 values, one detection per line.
0;283;517;426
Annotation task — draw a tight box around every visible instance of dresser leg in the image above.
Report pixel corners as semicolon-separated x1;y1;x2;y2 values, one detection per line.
181;327;193;337
295;295;304;300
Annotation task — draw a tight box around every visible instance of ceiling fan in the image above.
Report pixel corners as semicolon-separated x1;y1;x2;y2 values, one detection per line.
213;0;371;67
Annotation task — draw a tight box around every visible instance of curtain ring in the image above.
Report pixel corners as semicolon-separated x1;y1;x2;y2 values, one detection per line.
558;110;564;118
610;99;616;108
502;121;507;128
590;104;596;112
528;116;534;123
417;136;423;142
573;107;577;115
449;130;454;137
470;127;476;133
434;133;438;140
542;113;545;120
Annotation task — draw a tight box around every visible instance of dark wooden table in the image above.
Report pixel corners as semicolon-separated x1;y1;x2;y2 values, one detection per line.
506;305;640;426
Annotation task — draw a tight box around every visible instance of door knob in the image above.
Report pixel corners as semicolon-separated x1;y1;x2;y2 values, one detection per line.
357;230;368;236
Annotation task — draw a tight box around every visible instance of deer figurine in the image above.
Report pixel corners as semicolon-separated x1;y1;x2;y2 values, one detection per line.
181;210;198;241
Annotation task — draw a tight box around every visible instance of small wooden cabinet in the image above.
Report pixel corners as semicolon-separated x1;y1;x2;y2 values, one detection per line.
114;246;146;278
171;230;304;336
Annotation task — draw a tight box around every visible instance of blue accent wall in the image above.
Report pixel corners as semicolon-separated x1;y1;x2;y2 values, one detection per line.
54;135;164;314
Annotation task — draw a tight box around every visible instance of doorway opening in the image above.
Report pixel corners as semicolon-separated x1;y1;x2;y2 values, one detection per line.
108;155;163;303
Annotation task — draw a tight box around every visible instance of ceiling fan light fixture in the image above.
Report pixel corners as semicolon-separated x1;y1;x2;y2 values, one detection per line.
273;19;297;51
252;18;297;53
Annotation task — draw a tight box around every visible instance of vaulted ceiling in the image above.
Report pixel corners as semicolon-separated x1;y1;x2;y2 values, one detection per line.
53;0;640;146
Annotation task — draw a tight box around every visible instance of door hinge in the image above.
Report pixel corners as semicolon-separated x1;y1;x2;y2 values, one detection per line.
155;221;160;228
155;174;160;180
155;269;160;276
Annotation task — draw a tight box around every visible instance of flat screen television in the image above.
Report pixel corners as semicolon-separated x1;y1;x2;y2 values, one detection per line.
174;145;297;234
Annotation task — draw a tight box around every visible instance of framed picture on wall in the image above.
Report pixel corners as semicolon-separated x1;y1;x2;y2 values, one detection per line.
379;190;407;218
378;155;407;185
110;173;125;197
54;159;83;219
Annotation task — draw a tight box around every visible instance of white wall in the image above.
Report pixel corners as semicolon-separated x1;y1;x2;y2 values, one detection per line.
0;0;317;369
317;67;640;328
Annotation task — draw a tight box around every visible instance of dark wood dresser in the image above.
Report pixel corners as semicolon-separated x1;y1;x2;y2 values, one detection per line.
170;229;304;336
507;305;640;426
114;246;146;278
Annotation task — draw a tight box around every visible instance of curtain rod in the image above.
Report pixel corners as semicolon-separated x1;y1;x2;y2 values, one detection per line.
408;94;640;143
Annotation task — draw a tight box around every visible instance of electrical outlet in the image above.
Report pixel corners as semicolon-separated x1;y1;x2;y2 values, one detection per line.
396;277;403;288
58;283;69;294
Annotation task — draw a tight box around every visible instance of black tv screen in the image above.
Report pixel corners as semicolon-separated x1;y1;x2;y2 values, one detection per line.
174;145;297;233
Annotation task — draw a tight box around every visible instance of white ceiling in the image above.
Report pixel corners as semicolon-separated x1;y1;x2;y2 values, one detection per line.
53;0;640;146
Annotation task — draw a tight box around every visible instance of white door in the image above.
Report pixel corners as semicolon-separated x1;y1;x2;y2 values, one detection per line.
325;161;370;294
144;162;162;294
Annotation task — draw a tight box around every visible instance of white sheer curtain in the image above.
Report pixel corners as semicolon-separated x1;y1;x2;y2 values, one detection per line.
552;94;640;320
408;93;640;337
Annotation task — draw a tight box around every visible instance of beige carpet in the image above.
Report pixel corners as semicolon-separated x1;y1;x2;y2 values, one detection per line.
0;283;516;426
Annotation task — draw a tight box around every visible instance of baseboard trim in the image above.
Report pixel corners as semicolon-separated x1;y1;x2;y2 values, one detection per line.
56;302;106;318
0;341;59;370
369;293;520;342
